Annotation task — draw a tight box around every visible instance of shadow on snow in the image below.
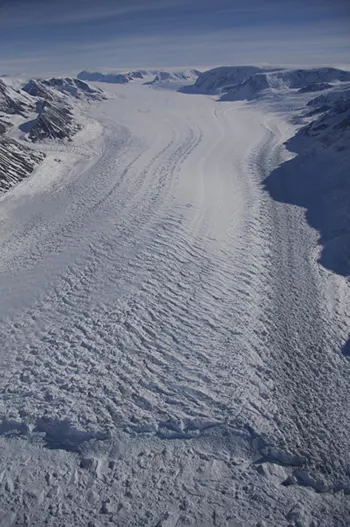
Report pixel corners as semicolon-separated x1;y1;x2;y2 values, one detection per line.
263;128;350;356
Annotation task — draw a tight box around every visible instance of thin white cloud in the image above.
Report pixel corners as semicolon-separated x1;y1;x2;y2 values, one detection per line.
0;56;48;66
45;22;350;56
0;0;187;28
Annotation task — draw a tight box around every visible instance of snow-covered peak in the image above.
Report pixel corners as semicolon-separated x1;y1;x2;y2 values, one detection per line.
77;70;131;84
144;70;201;89
147;70;200;83
220;72;271;101
22;79;55;100
280;67;350;87
188;66;269;94
220;67;350;101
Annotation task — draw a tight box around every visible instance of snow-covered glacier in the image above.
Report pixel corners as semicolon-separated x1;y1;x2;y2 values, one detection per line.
0;66;349;526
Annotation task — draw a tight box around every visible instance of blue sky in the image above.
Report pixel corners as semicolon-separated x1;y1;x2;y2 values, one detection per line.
0;0;349;75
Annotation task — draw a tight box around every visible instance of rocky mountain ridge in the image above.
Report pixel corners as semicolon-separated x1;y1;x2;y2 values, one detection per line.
0;76;104;192
0;134;45;192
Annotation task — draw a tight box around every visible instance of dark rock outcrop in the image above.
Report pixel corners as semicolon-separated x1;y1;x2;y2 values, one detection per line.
0;80;33;115
0;135;45;192
28;101;81;142
23;77;105;102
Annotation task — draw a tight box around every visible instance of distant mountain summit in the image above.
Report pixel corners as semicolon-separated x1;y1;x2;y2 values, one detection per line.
77;69;201;86
78;70;131;84
77;70;154;84
183;66;267;94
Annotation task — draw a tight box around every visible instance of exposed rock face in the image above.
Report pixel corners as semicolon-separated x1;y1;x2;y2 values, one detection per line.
0;76;106;194
128;71;145;80
23;77;105;102
20;77;104;143
42;77;105;100
0;80;44;192
0;79;33;115
28;100;81;142
0;135;45;192
22;79;55;100
0;120;8;134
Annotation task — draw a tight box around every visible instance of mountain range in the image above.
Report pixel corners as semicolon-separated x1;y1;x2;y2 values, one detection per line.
77;69;201;86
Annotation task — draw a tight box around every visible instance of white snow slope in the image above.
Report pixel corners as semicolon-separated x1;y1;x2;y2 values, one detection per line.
0;79;349;526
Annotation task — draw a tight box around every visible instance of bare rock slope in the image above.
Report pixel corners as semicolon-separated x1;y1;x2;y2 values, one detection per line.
0;135;45;191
